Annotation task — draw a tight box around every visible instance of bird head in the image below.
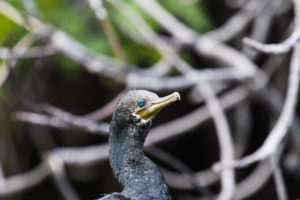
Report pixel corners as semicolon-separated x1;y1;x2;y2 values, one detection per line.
111;90;180;139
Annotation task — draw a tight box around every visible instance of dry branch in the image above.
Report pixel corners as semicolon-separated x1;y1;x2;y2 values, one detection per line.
207;0;271;42
198;84;235;200
243;0;300;54
214;0;300;172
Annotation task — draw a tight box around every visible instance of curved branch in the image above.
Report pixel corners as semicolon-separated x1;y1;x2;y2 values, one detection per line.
133;0;258;78
243;0;300;54
243;29;300;54
0;163;51;197
215;43;300;169
199;84;235;200
207;0;271;42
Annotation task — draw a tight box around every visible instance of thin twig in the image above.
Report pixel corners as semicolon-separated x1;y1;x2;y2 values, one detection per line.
243;0;300;54
269;156;288;200
84;90;125;120
242;0;282;60
0;33;37;88
12;111;109;135
234;160;271;199
214;43;300;170
233;102;251;158
133;0;257;78
213;0;300;170
46;154;80;200
127;68;251;92
50;31;126;82
0;46;56;59
198;83;235;200
99;19;127;62
88;0;126;62
0;1;126;83
162;168;219;190
109;0;191;74
0;163;51;197
207;0;271;42
146;86;249;145
0;162;4;188
145;146;213;198
53;144;109;166
243;29;300;54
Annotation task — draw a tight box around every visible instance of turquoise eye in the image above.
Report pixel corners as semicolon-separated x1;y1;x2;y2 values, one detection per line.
138;99;145;107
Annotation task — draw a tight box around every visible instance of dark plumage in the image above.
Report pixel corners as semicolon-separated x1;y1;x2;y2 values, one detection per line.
99;90;180;200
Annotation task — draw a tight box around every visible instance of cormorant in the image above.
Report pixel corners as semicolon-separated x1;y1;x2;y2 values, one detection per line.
99;90;180;200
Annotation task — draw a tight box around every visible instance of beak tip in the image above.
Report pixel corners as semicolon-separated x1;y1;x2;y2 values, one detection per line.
173;92;181;101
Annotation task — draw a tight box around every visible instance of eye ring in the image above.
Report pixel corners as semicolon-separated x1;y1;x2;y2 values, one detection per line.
137;99;145;107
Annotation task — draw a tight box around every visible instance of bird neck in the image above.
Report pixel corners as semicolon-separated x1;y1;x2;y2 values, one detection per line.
109;123;148;183
109;123;171;200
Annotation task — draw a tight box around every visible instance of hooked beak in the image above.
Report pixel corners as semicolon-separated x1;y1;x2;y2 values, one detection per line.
135;92;180;121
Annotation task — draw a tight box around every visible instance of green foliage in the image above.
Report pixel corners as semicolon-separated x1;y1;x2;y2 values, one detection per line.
125;0;161;32
0;14;27;46
0;0;213;80
122;40;161;67
106;4;146;46
34;0;112;54
106;0;213;66
5;0;23;10
105;1;162;66
158;0;213;32
0;14;16;45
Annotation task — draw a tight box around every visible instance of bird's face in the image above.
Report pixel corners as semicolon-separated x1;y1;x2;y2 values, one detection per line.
113;90;180;128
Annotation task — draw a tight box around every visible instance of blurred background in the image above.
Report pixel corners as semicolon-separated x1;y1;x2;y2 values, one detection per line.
0;0;299;199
